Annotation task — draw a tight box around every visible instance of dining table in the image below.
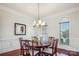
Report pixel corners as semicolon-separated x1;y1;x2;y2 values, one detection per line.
30;43;50;56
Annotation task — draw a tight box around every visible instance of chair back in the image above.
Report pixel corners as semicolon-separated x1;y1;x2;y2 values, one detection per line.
19;38;30;56
48;37;55;47
32;36;38;46
31;39;39;56
52;39;58;56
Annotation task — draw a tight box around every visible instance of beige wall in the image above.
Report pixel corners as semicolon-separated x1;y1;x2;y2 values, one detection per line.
0;5;33;53
42;8;79;52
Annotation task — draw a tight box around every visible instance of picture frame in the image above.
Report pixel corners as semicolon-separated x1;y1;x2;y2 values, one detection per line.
14;23;26;35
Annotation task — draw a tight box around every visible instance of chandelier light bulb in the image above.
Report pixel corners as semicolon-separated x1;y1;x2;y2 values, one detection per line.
34;20;36;24
33;20;36;26
38;20;42;25
36;23;39;27
41;21;46;26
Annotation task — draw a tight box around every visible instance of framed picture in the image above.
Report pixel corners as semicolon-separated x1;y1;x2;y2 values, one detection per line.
14;23;26;35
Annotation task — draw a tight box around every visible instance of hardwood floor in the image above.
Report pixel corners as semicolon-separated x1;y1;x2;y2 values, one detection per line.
58;48;79;56
0;49;20;56
0;48;79;56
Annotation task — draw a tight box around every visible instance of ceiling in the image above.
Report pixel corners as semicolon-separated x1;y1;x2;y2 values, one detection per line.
0;3;79;18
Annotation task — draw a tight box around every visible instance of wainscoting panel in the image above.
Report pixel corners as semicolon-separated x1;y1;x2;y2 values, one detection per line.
0;39;20;53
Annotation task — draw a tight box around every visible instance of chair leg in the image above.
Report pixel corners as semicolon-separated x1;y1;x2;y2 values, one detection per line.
20;50;23;56
55;53;57;56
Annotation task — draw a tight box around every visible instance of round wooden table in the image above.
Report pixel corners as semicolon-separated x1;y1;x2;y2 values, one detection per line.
30;44;49;56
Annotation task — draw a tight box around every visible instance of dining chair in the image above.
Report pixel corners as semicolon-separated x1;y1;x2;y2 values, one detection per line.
31;36;39;50
48;37;55;48
32;36;38;43
19;38;31;56
19;37;39;56
42;38;58;56
31;40;39;56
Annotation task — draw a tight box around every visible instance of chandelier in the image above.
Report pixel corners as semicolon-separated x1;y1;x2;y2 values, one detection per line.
33;3;47;28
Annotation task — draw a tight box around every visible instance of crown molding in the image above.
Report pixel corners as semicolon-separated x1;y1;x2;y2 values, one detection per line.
0;5;33;19
43;7;79;19
0;4;79;20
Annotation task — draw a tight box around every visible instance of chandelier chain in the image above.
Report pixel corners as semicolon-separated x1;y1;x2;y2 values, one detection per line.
38;3;39;19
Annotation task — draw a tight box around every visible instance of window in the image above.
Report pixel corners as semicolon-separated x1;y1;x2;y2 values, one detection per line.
60;18;69;45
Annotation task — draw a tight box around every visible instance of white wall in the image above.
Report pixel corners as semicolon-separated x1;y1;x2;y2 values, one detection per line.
42;8;79;52
0;5;33;53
